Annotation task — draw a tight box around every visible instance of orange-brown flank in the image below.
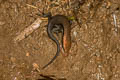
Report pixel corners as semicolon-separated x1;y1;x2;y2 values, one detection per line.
63;30;71;56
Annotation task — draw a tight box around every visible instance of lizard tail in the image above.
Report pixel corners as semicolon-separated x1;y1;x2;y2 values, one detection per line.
42;27;60;69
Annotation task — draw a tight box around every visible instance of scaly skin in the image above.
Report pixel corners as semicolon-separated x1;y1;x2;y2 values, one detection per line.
42;15;71;69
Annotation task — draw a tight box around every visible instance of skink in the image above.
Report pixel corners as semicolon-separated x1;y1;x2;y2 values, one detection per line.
42;15;71;69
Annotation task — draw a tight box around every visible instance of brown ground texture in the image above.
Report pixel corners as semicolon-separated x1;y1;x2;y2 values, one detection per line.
0;0;120;80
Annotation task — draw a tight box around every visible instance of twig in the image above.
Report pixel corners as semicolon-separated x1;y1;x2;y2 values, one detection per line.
26;4;38;9
113;13;118;33
14;18;42;42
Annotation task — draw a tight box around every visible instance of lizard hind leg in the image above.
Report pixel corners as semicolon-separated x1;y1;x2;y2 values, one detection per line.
52;24;63;35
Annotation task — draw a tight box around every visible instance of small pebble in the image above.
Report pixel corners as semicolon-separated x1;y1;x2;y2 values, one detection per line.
0;21;5;25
